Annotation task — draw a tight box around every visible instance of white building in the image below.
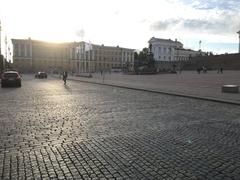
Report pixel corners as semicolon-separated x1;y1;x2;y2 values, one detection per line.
148;37;204;62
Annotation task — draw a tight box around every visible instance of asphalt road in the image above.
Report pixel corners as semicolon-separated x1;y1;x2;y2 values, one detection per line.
0;75;240;179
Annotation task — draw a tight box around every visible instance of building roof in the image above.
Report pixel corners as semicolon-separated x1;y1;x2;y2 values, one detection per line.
176;47;199;52
148;37;183;45
12;38;69;46
11;38;135;51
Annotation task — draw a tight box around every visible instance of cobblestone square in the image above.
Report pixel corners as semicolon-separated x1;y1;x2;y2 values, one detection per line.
0;75;240;179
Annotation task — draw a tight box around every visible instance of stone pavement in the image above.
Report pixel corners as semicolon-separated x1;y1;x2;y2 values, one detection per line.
66;71;240;105
1;76;240;179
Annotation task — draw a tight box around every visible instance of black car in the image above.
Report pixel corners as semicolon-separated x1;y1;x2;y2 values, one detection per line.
1;71;22;87
35;72;47;78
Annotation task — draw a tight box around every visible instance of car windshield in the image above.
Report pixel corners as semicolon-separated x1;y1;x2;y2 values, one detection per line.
4;73;18;78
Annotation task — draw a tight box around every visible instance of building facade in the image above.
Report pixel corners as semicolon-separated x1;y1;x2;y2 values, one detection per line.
12;38;69;72
149;37;183;62
69;42;134;73
12;38;135;73
148;37;206;71
148;37;204;62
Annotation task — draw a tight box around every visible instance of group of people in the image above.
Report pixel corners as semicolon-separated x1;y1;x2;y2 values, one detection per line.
197;67;223;74
196;66;207;74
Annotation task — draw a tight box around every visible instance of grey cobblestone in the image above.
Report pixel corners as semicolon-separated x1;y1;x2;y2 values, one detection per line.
0;76;240;179
65;71;240;104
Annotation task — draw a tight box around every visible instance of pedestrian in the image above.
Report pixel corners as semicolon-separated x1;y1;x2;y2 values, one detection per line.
220;67;223;73
197;68;201;74
63;71;68;85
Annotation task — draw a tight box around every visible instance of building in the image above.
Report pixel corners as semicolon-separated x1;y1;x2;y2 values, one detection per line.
12;38;68;73
69;42;134;73
148;37;205;70
12;38;135;73
149;37;183;62
148;37;204;61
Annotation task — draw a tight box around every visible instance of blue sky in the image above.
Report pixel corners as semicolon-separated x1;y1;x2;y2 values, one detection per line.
0;0;240;56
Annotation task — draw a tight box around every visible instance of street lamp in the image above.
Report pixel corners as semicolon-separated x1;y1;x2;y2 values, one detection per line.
0;20;1;56
237;31;240;53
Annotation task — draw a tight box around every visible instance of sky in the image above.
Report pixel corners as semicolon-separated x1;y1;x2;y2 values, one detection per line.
0;0;240;57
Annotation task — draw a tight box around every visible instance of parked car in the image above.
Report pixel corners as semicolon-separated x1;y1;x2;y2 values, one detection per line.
35;72;47;79
1;71;22;87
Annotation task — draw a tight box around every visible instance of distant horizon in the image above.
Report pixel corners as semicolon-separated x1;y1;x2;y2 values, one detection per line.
1;0;240;58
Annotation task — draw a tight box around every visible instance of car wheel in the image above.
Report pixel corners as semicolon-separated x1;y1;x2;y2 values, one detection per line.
1;84;5;88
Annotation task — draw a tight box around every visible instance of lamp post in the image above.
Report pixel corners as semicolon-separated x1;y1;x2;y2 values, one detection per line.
0;20;1;56
0;20;5;72
237;31;240;53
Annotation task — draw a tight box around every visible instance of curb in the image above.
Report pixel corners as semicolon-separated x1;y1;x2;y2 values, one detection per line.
55;76;240;106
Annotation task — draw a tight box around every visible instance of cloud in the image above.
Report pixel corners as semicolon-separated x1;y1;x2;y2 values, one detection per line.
183;19;226;33
181;0;240;11
150;19;181;31
150;11;240;35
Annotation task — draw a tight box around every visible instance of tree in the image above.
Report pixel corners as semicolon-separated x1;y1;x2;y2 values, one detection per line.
134;52;138;60
147;52;155;68
134;48;156;73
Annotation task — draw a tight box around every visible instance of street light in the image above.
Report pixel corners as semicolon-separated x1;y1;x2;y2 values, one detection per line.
237;31;240;53
0;20;1;56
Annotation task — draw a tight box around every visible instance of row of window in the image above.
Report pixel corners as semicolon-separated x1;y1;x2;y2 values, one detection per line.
14;44;31;57
14;44;134;65
153;46;172;54
158;56;171;61
70;49;133;59
157;55;191;61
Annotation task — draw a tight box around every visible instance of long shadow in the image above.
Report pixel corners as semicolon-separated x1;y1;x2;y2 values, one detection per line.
64;84;72;93
0;86;21;93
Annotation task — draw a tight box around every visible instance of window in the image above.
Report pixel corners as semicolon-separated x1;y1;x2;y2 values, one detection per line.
20;44;25;57
169;48;171;54
72;48;75;59
14;44;19;56
26;44;30;57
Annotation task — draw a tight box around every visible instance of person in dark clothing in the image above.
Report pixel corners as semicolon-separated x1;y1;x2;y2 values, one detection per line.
220;67;223;73
63;71;68;84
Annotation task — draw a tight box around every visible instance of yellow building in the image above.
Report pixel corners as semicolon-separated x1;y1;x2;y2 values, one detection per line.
12;38;69;73
12;38;135;73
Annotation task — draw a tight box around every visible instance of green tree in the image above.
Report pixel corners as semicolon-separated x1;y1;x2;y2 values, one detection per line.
134;48;156;73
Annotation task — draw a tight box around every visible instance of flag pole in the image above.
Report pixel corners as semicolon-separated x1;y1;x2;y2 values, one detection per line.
199;40;202;51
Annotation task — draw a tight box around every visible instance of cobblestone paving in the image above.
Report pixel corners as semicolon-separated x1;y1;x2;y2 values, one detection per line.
0;76;240;179
69;71;240;103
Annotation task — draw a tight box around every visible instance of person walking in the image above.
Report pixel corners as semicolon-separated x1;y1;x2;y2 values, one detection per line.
220;67;223;73
63;71;68;85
